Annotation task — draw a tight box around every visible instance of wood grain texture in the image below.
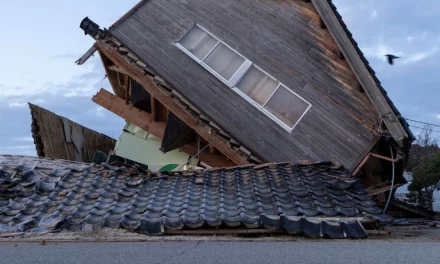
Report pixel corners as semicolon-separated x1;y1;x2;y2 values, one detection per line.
92;88;235;168
109;0;379;170
29;103;115;163
311;0;408;146
96;42;250;166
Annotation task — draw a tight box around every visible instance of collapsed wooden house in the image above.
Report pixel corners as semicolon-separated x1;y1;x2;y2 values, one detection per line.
0;155;383;238
77;0;414;204
29;103;116;163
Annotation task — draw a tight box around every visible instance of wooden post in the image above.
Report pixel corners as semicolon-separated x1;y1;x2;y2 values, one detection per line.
92;88;235;168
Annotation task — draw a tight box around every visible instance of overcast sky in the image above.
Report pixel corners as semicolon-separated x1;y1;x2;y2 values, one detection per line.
0;0;439;156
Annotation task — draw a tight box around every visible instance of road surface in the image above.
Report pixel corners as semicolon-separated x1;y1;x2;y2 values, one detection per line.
1;241;440;264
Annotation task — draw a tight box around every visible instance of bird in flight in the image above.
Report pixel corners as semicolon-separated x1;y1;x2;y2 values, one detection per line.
385;54;400;65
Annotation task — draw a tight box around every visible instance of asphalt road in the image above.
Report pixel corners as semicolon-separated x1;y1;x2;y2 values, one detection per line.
1;241;440;264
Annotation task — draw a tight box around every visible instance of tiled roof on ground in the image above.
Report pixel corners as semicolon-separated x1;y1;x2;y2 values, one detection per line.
0;156;383;238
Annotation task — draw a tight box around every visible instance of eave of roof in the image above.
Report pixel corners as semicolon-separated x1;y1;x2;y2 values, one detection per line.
325;0;415;142
108;0;414;146
94;39;259;165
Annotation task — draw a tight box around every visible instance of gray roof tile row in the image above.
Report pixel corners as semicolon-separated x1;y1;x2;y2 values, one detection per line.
0;156;381;238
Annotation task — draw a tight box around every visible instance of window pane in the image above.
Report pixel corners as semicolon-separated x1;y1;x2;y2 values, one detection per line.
204;43;245;80
264;86;309;128
180;26;218;60
236;66;278;106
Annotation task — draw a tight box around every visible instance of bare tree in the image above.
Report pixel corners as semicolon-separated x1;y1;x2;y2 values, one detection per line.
407;125;440;209
416;125;438;147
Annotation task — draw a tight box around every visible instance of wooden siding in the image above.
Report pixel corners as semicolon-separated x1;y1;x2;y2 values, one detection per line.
109;0;378;169
312;0;408;146
29;103;115;162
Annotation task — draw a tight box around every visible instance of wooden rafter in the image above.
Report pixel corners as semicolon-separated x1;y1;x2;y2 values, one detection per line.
92;88;235;168
96;40;250;166
108;65;129;76
93;88;164;136
75;43;98;65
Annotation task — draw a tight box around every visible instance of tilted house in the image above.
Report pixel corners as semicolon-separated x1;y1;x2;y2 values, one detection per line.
78;0;413;196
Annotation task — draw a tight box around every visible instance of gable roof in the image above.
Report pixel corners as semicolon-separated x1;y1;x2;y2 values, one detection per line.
109;0;413;147
0;156;380;238
78;0;416;173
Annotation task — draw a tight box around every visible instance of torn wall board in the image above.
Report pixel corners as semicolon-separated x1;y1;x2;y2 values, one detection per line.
29;103;116;163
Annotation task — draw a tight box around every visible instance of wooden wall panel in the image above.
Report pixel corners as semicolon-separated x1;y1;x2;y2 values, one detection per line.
109;0;378;169
29;104;115;162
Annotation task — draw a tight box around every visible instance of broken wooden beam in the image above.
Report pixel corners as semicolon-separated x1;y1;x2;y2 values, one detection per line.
92;88;235;168
96;40;250;166
109;65;129;76
353;152;399;176
75;43;98;65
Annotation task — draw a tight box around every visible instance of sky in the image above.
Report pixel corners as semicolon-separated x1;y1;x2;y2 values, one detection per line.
0;0;439;156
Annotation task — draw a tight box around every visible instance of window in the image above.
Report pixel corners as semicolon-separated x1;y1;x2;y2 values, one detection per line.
176;24;311;132
179;25;218;60
178;25;251;87
264;86;310;128
204;43;245;80
236;66;278;106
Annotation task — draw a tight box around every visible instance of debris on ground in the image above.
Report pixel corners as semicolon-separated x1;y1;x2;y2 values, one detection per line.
1;156;385;239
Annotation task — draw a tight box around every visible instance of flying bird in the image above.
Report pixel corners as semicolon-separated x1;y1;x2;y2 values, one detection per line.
385;54;400;65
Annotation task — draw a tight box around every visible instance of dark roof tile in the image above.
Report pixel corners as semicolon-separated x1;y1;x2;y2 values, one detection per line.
0;156;380;238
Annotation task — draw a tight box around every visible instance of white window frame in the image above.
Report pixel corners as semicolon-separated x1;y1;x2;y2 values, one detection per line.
175;24;312;133
175;24;252;88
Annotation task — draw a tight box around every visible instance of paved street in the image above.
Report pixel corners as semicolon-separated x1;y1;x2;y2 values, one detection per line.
1;241;440;264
